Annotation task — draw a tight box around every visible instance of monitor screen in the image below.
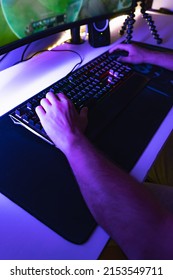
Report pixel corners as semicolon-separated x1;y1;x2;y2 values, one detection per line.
0;0;133;55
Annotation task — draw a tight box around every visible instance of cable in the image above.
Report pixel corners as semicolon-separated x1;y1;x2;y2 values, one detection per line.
0;44;30;67
0;52;9;63
0;44;31;65
21;43;31;61
13;48;84;74
48;49;84;73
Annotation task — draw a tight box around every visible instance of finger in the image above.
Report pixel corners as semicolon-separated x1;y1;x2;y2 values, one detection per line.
117;56;132;63
109;43;131;53
109;44;132;53
57;92;69;102
46;91;59;104
40;97;52;111
57;93;74;109
35;105;46;118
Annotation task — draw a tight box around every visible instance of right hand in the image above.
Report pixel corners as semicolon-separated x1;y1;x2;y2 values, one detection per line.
109;43;150;64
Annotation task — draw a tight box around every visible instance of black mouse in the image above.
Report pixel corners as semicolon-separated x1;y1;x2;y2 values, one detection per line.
110;49;129;58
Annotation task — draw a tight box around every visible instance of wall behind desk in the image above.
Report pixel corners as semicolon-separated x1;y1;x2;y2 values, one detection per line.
152;0;173;11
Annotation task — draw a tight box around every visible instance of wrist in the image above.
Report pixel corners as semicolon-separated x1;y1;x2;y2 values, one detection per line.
55;129;86;157
145;50;163;65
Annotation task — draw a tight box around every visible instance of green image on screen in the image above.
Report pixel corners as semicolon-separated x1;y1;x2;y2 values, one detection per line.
0;0;131;48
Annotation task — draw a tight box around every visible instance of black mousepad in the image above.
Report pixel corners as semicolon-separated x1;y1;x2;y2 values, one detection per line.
94;66;173;172
0;115;96;244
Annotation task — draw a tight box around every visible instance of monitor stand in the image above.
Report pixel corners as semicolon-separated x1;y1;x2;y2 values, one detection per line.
67;26;85;45
120;0;162;44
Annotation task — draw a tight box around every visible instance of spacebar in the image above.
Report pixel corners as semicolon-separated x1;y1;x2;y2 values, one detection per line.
86;72;149;139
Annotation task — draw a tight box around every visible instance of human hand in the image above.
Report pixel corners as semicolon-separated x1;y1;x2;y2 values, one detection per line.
109;43;150;64
35;92;88;153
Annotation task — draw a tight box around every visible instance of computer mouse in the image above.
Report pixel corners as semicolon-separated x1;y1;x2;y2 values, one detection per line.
110;49;129;58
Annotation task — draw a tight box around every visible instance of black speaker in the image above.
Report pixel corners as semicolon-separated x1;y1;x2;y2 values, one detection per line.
88;19;111;48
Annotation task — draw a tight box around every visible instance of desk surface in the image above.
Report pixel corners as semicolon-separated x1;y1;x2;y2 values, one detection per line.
0;11;173;260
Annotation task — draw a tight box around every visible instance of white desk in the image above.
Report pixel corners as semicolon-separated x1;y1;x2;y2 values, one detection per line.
0;11;173;260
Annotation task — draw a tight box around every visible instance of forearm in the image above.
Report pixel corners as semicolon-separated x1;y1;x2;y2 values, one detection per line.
144;50;173;71
64;134;169;259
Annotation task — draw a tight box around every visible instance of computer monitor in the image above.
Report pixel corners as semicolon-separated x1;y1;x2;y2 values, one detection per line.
0;0;134;55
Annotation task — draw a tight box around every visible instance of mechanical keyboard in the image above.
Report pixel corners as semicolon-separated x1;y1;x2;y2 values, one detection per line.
9;50;149;144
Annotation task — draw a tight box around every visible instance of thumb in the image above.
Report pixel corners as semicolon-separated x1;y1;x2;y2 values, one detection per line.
117;56;132;63
79;107;88;132
80;106;88;119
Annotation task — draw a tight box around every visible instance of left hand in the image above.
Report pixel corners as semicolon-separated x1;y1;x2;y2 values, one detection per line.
35;92;88;152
